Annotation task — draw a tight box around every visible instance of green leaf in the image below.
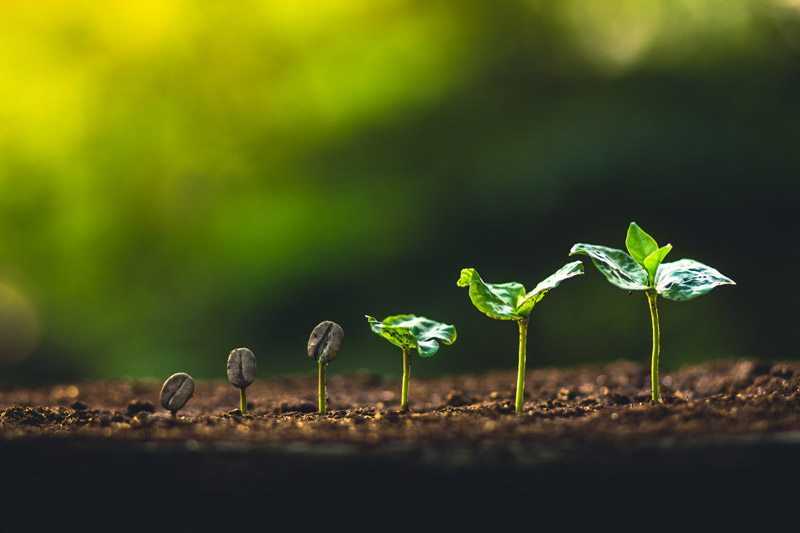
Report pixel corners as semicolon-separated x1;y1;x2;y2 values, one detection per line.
458;264;583;319
625;222;659;265
643;244;672;282
456;268;527;320
655;259;736;301
570;243;650;290
365;314;457;358
516;261;584;315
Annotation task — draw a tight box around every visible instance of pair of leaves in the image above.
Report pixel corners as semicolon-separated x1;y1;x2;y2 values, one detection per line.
456;261;584;321
624;222;673;284
366;314;457;358
570;222;735;301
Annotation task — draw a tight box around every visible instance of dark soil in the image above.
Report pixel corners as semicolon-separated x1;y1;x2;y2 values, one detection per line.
2;359;799;511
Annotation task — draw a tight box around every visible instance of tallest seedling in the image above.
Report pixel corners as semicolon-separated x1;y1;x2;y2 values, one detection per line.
570;222;735;402
457;262;584;414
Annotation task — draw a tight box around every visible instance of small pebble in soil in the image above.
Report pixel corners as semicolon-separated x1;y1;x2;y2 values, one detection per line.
445;390;472;407
277;401;316;414
558;387;577;401
70;401;88;411
227;408;254;417
771;364;794;379
126;400;155;416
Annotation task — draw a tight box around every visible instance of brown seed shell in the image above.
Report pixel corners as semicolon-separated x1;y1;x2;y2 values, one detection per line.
307;321;344;364
159;372;195;413
227;347;256;389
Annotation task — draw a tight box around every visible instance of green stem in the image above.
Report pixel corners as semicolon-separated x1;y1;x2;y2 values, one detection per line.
515;319;529;414
400;348;410;412
646;290;662;403
239;388;247;414
318;359;327;415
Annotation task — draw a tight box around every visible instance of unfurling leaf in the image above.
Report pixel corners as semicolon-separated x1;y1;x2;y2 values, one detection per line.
457;268;527;320
643;244;672;283
458;263;583;319
365;314;457;358
516;261;584;314
569;243;649;291
625;222;659;265
655;259;736;301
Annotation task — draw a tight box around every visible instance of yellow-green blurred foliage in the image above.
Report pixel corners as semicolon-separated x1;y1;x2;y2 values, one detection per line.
0;1;798;382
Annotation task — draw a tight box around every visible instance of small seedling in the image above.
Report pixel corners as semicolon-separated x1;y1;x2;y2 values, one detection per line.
570;222;735;402
307;321;344;415
159;372;195;417
227;347;256;414
457;262;584;414
366;314;457;411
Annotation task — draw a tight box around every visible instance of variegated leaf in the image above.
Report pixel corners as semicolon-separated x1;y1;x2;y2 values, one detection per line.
655;259;736;301
569;243;649;291
365;314;457;358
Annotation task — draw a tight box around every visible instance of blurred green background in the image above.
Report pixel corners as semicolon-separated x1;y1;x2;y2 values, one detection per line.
1;0;798;384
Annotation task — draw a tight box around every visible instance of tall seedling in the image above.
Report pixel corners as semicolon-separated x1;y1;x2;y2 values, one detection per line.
571;222;735;402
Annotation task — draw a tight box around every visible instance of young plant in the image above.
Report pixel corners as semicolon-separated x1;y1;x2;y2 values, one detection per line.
307;321;344;415
366;314;457;412
226;347;256;414
457;262;584;414
159;372;195;417
570;222;735;403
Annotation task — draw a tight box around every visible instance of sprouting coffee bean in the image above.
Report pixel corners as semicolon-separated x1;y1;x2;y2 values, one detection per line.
159;372;195;414
307;321;344;364
227;347;256;389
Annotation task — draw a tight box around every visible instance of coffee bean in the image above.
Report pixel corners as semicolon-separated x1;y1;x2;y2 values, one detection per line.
159;373;195;413
307;321;344;364
226;347;256;389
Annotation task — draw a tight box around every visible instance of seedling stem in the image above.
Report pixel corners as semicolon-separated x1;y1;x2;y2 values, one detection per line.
646;290;661;403
570;222;734;405
318;359;327;414
401;348;410;411
515;318;529;414
239;389;247;414
366;315;455;412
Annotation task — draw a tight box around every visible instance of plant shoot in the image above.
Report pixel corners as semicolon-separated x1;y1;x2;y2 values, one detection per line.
570;222;735;402
457;261;584;414
366;314;457;411
307;321;344;414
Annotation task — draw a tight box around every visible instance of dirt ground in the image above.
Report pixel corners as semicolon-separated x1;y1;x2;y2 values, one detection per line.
2;359;799;511
2;359;799;444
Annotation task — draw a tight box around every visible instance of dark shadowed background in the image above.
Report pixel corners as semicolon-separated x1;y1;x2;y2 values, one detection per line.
0;0;798;385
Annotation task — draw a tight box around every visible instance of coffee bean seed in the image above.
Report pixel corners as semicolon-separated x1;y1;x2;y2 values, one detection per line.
307;321;344;364
159;372;195;414
227;347;256;389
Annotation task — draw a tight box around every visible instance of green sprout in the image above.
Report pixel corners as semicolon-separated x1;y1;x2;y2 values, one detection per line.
226;347;256;414
570;222;735;403
307;321;344;415
457;262;584;414
366;314;457;412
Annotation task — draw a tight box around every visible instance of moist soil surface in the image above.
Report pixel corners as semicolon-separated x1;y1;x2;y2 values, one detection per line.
2;359;800;507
